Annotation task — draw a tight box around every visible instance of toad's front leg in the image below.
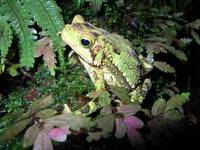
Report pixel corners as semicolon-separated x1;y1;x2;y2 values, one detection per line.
75;59;111;115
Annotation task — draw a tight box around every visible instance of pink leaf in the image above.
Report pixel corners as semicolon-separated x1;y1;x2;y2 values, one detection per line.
33;130;53;150
126;124;144;146
124;116;144;129
48;127;70;142
115;118;126;139
117;105;141;116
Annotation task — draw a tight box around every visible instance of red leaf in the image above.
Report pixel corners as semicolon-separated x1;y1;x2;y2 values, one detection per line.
33;130;53;150
124;116;145;147
48;127;71;142
35;37;57;70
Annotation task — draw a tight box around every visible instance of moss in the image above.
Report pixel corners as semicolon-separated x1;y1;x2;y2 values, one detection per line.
2;64;94;113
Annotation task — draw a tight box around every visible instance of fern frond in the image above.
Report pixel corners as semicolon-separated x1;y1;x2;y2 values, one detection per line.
0;16;13;57
89;0;104;12
153;61;176;73
23;0;64;48
22;0;65;69
156;43;187;62
74;0;85;8
0;0;35;68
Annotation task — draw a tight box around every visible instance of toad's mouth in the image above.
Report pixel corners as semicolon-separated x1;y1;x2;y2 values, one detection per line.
68;50;96;66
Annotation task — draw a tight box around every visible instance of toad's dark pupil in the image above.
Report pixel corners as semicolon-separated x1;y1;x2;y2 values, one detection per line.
81;38;90;46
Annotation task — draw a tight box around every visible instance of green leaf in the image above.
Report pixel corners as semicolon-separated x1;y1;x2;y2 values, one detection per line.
89;0;104;12
166;92;190;111
7;64;20;77
191;29;200;45
23;0;65;68
46;113;95;131
36;109;57;119
73;0;85;8
187;19;200;30
0;0;35;67
110;86;131;103
98;90;111;107
153;61;175;73
151;98;167;116
115;118;126;139
87;114;115;142
156;43;187;62
23;0;64;45
145;42;167;55
0;118;32;144
100;106;112;116
0;16;12;57
163;109;183;121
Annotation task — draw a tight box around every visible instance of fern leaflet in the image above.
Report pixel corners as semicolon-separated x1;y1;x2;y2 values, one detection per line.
0;0;35;68
0;16;13;57
23;0;65;68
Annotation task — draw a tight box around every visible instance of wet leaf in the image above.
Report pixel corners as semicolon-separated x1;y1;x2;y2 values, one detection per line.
153;61;175;73
166;92;190;111
0;118;32;144
117;104;141;116
151;98;167;116
115;117;126;138
23;124;40;148
33;130;53;150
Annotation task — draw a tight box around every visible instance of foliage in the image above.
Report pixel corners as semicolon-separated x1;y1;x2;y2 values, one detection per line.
0;0;196;149
186;19;200;45
2;64;94;114
0;16;12;74
0;0;65;75
73;0;107;12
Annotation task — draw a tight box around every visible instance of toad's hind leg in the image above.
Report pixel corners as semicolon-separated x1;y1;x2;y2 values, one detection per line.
130;78;152;103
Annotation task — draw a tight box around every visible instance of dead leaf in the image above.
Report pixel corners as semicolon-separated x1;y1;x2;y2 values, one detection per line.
35;37;57;75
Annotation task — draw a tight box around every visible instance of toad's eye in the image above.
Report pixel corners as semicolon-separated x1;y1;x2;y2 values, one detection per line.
80;37;93;48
